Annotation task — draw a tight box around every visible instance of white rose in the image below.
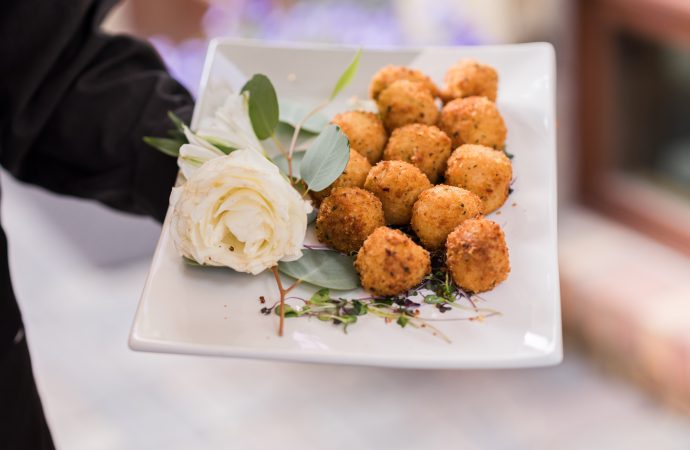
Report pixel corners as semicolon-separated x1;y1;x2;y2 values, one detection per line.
170;149;312;275
177;127;225;179
177;91;265;180
196;92;264;155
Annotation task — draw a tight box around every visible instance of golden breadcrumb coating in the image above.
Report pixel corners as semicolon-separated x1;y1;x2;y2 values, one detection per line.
311;149;372;205
369;65;440;100
411;185;483;250
315;187;385;254
442;59;499;102
364;160;432;225
383;124;451;183
439;96;506;150
445;144;512;214
331;111;387;164
377;80;440;132
355;227;431;296
446;218;510;293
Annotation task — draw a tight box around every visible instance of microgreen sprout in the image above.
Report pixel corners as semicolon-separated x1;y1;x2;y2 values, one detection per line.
261;250;499;342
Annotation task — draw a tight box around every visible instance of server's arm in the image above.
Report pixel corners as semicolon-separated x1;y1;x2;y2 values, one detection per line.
0;0;193;222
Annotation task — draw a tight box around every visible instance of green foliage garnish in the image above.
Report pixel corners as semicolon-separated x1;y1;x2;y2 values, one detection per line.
279;100;329;134
299;124;350;192
267;250;502;341
272;150;305;179
309;288;331;305
278;248;360;290
275;303;300;318
167;111;187;138
330;49;362;100
143;111;190;157
348;300;367;316
144;110;245;158
260;286;458;341
143;137;184;157
241;74;280;140
422;295;445;305
278;48;360;185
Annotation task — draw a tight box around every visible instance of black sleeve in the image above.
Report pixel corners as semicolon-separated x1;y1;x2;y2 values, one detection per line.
0;0;193;223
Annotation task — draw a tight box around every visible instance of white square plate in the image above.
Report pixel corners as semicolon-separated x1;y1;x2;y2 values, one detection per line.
129;39;561;368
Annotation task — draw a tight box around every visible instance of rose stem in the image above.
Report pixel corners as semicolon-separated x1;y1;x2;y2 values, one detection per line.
270;267;301;337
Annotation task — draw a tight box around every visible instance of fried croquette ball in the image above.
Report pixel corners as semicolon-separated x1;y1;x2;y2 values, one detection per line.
369;65;440;101
411;185;483;250
355;227;431;296
377;80;440;132
446;218;510;293
364;160;432;225
331;111;387;164
446;144;513;214
383;124;451;183
315;187;385;254
445;144;512;214
442;59;499;102
439;96;507;150
311;149;372;205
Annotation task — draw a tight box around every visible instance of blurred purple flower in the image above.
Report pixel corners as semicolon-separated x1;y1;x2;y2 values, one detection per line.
150;37;208;97
152;0;480;96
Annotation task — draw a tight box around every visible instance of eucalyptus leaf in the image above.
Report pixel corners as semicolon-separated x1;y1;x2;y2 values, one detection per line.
143;136;182;157
278;248;360;290
279;100;329;134
241;74;279;140
330;49;362;100
299;125;350;192
274;122;316;150
272;151;305;178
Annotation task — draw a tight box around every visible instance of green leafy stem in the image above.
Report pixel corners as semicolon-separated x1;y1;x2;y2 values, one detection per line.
266;250;500;342
244;50;360;336
284;49;361;183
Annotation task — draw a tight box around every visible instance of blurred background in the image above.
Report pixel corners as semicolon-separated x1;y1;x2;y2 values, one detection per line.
5;0;690;448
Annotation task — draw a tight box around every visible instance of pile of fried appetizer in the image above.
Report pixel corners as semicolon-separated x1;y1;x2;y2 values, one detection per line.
314;60;512;296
